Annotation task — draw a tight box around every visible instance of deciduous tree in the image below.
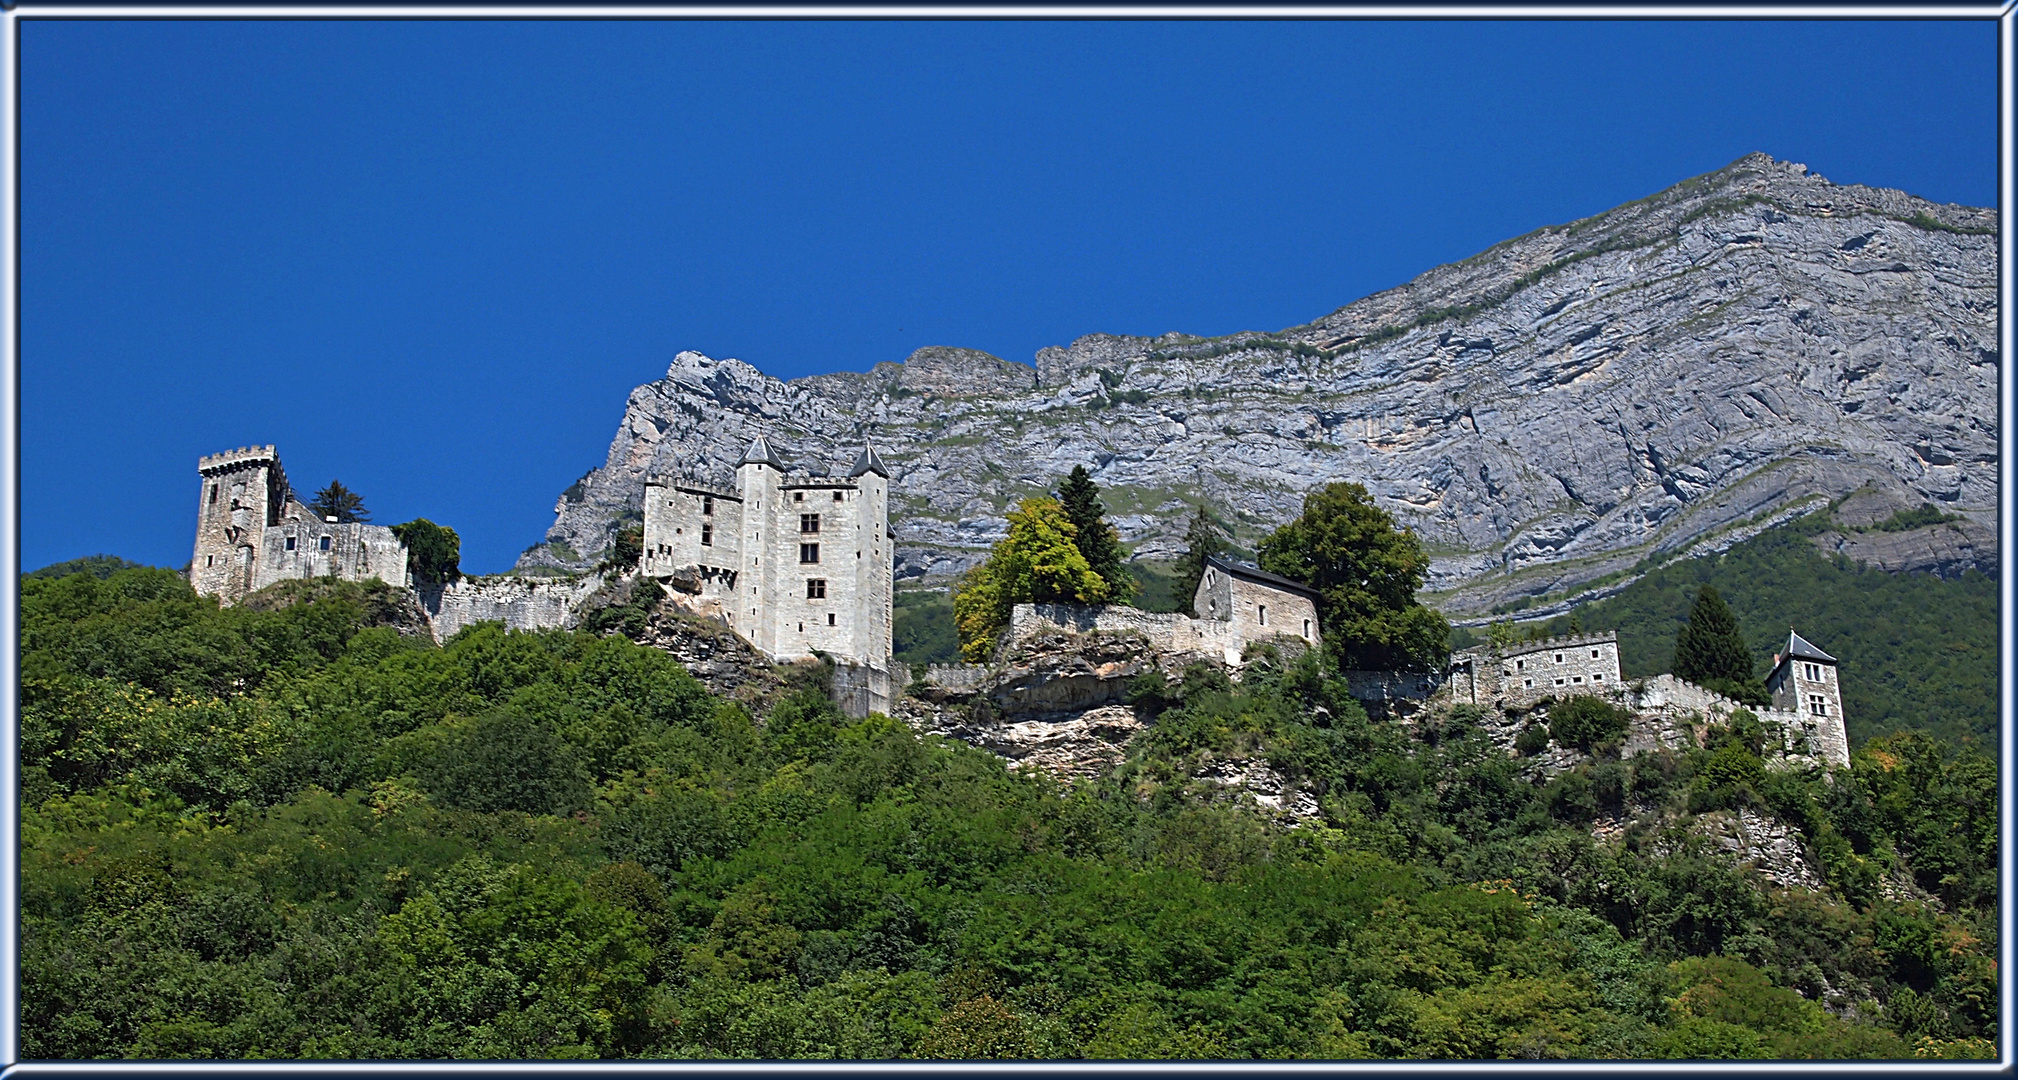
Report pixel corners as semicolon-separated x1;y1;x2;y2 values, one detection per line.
952;497;1109;662
1256;482;1448;671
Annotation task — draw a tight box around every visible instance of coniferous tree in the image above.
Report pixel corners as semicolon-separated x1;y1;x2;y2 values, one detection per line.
1672;585;1752;684
1055;466;1130;600
1170;503;1228;616
1671;584;1768;704
308;480;370;523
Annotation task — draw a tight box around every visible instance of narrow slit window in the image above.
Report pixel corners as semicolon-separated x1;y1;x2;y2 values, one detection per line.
1258;604;1267;626
703;495;714;515
701;523;713;546
209;485;218;505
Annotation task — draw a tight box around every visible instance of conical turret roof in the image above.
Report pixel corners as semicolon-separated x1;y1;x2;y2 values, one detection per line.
740;434;784;469
848;443;890;479
1783;629;1836;664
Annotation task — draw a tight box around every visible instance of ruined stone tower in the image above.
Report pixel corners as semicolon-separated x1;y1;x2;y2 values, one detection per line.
191;445;410;604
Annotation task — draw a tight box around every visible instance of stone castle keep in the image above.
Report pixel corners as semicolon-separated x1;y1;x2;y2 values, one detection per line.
191;445;410;604
642;436;896;681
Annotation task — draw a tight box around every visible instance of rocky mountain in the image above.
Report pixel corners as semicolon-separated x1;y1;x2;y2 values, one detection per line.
519;153;1997;618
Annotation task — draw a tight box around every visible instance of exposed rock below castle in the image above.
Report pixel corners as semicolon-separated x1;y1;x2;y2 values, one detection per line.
522;153;1996;615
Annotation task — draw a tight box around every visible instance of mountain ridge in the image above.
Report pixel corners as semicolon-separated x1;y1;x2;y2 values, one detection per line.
520;153;1998;617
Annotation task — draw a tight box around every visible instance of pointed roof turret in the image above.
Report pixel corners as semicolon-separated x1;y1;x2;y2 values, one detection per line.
740;434;784;469
1783;629;1836;664
848;442;890;479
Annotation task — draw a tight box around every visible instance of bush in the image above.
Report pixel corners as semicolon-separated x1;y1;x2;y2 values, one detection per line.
1548;696;1632;751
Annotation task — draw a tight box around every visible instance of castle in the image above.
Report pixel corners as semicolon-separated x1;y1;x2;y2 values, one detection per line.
191;445;410;603
1448;628;1851;768
642;436;896;710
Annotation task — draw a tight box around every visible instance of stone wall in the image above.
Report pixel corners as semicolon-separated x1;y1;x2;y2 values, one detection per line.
1007;603;1248;664
923;663;989;695
419;573;607;642
831;661;895;720
1449;632;1622;705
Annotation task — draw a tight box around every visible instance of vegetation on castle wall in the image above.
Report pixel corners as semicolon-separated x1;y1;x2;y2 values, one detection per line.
18;564;1999;1060
390;518;463;585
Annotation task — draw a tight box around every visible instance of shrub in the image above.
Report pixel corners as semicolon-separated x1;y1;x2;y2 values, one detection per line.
1548;695;1632;751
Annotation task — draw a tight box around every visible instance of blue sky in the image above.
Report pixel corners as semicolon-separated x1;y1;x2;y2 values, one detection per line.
22;19;1999;574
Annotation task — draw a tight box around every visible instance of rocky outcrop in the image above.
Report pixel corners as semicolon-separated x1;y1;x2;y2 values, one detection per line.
520;154;1995;619
1809;520;1996;579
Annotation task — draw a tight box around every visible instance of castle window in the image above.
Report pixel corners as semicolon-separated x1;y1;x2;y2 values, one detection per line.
701;524;713;546
807;579;826;599
1258;604;1267;626
1554;652;1563;663
1523;678;1533;689
1554;678;1565;686
206;555;214;567
1303;619;1311;639
1804;662;1821;681
1593;673;1604;682
801;514;820;533
1809;694;1827;716
1572;676;1583;684
1515;659;1524;671
794;492;804;502
1590;649;1599;659
209;484;218;505
319;536;332;551
800;543;819;564
828;613;836;626
834;491;843;502
703;495;714;515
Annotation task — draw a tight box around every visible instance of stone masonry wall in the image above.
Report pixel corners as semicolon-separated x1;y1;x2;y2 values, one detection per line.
419;574;608;642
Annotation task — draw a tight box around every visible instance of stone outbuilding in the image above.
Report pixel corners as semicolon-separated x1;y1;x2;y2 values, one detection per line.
1193;554;1322;649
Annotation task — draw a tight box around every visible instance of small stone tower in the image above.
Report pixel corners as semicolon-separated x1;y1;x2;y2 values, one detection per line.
1765;629;1850;767
192;445;289;600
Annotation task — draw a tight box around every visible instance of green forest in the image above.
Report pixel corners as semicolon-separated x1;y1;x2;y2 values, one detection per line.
19;559;1997;1060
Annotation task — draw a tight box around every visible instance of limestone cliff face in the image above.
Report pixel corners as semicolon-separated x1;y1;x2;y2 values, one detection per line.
520;154;1997;615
